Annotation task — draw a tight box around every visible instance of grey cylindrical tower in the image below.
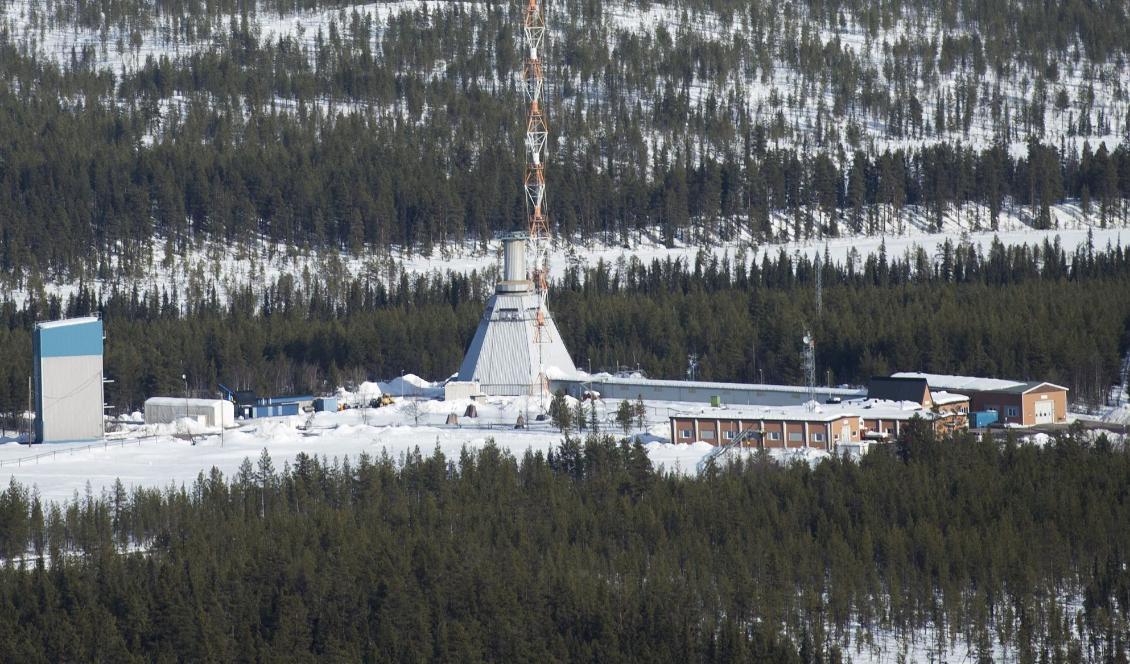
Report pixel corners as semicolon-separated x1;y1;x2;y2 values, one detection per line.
498;235;533;293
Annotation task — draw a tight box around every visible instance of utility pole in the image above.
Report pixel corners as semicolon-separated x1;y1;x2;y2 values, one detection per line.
815;255;823;317
27;375;32;444
803;331;816;410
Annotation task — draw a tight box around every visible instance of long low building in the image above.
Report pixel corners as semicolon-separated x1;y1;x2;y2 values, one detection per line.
551;375;865;407
670;397;963;451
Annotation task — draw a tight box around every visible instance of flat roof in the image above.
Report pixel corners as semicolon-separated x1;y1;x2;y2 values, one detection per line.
891;372;1026;392
931;391;970;406
36;316;100;330
145;397;231;408
892;372;1068;394
671;398;941;423
581;374;864;397
991;381;1071;395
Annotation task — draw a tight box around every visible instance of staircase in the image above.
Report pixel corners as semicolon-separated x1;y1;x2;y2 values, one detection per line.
697;429;761;474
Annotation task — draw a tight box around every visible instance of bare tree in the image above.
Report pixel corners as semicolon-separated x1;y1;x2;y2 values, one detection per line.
404;398;423;426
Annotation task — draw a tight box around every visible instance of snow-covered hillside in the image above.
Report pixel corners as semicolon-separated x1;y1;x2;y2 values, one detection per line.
2;0;1126;155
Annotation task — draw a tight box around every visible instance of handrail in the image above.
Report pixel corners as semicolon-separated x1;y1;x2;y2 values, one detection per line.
0;436;162;469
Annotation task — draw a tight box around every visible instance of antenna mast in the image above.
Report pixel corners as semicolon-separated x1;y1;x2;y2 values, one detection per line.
523;0;549;296
523;0;552;400
815;255;823;317
803;331;816;410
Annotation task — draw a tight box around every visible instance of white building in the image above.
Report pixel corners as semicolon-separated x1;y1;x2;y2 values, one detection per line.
457;235;577;395
144;398;235;428
34;317;105;443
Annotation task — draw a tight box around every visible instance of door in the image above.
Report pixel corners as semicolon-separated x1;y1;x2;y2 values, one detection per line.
1034;399;1054;425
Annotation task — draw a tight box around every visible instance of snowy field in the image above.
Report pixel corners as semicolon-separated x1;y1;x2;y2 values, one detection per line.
0;392;831;505
4;385;1124;508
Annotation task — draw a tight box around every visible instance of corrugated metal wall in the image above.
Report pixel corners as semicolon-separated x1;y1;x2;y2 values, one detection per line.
34;319;104;443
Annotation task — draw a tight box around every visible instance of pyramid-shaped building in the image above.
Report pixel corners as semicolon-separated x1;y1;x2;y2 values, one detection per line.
457;236;577;395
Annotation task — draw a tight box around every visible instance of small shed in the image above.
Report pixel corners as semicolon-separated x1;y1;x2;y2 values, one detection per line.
145;398;235;428
971;410;999;428
314;397;338;412
445;413;459;425
252;403;300;418
444;381;483;401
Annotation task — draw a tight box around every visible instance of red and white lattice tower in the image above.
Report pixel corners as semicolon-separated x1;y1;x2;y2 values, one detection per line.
523;0;550;320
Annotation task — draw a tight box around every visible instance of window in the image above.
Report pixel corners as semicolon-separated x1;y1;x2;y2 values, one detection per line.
768;431;781;441
701;430;715;440
788;432;803;442
813;433;825;442
958;406;967;414
724;430;736;440
1005;406;1019;417
885;428;894;434
680;429;692;439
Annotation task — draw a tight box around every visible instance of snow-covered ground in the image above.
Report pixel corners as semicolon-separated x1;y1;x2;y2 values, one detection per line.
8;386;1122;507
0;392;825;505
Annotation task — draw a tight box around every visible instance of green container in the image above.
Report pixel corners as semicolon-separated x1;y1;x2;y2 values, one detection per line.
710;395;721;408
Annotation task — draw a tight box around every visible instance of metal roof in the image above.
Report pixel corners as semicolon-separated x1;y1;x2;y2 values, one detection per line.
583;374;864;397
992;381;1071;395
672;398;942;423
36;316;101;329
457;291;577;394
892;372;1068;395
891;372;1026;392
931;391;970;405
867;376;930;403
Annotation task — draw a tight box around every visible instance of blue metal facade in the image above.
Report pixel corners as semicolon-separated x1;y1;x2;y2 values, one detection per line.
252;403;300;418
35;319;104;357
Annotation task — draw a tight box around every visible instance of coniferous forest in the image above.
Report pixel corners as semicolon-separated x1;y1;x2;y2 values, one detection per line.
1;1;1130;659
2;0;1130;280
0;237;1127;424
0;430;1127;661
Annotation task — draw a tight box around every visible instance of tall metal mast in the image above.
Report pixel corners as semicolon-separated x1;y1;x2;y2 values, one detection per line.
803;330;816;410
522;0;551;371
523;0;549;298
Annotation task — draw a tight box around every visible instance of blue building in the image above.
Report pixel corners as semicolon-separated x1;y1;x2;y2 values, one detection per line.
33;317;105;443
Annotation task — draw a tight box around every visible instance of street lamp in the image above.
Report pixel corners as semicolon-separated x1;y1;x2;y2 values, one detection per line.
181;373;189;437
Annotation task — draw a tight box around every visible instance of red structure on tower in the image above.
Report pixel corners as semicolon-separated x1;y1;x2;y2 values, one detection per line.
522;0;550;297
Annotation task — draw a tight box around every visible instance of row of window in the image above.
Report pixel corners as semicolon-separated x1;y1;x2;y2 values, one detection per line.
985;405;1021;417
677;428;826;443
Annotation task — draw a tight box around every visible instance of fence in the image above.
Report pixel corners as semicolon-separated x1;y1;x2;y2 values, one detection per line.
0;436;163;468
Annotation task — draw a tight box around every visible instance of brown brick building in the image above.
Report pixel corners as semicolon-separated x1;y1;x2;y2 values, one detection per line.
892;373;1068;426
866;376;970;433
669;398;958;451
